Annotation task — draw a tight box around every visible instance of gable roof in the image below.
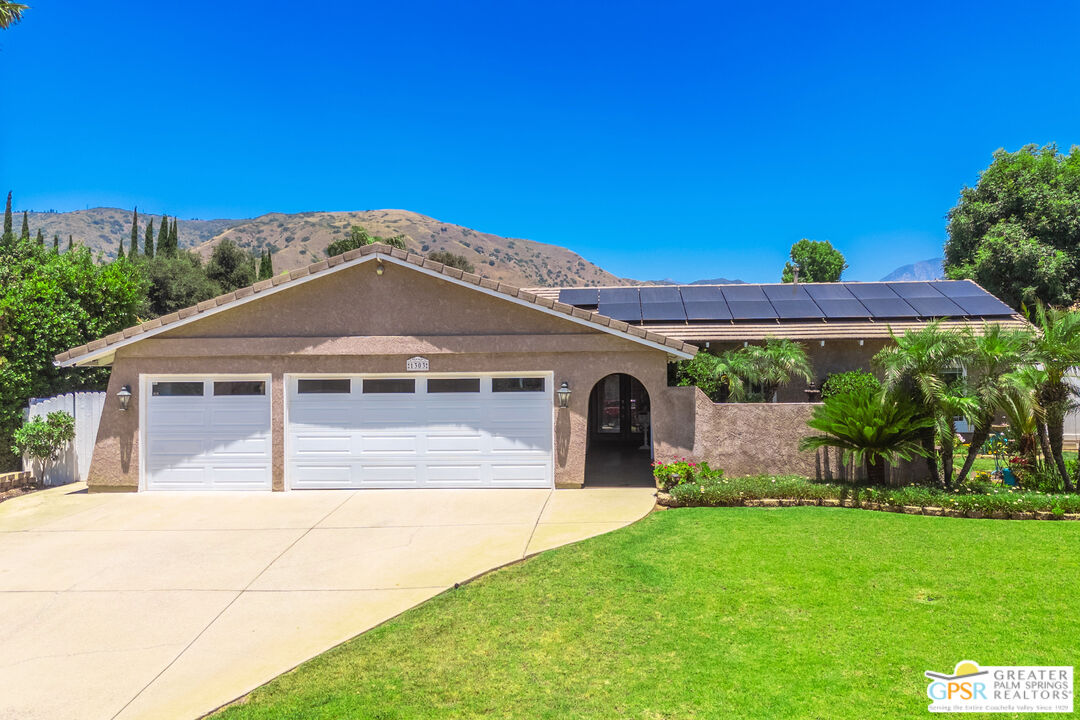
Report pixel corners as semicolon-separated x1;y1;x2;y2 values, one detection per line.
55;244;697;368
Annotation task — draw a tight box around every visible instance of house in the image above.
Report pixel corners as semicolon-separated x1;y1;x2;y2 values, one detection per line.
56;245;1026;492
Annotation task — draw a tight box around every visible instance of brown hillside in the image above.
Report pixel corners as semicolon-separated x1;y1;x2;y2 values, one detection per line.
192;209;627;287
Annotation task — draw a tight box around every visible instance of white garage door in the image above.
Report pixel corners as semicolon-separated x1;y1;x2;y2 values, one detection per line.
287;374;553;489
144;377;272;491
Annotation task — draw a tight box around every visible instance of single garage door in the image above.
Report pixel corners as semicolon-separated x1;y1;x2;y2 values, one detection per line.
287;374;553;489
144;377;272;490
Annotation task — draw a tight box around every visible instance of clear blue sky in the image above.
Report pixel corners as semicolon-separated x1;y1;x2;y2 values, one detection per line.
3;1;1079;282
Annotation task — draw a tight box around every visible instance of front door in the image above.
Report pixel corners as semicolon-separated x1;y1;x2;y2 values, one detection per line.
589;374;648;446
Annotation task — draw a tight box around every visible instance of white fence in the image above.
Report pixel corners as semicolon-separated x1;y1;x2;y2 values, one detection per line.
1068;373;1080;449
23;392;106;486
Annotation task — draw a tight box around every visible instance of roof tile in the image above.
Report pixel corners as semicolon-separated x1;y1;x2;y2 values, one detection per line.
343;248;364;261
253;279;273;293
308;260;329;274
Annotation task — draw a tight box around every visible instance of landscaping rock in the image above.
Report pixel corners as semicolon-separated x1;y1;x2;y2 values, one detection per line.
923;507;943;516
778;499;798;507
967;510;986;519
798;499;819;507
822;498;841;507
943;508;963;518
656;492;676;508
1065;514;1080;522
744;499;763;507
841;499;857;508
1012;512;1036;521
902;505;922;515
990;511;1009;520
761;499;780;507
1035;511;1054;521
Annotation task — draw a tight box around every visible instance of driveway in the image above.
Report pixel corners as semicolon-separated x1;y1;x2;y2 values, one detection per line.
0;483;656;720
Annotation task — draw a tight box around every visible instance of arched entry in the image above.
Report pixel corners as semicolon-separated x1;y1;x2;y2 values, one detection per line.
584;373;654;487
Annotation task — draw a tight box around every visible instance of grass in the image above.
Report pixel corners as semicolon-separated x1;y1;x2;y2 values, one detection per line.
214;508;1080;719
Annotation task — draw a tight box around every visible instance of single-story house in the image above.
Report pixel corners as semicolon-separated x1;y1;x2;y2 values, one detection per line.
56;244;1027;492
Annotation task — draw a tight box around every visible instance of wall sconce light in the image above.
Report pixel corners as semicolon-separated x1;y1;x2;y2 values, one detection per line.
376;261;385;276
557;381;572;408
117;385;132;412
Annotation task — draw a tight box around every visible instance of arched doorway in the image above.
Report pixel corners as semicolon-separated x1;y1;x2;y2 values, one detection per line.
584;373;654;487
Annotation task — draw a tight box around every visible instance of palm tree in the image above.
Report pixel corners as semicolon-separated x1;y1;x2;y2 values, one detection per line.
800;387;932;485
954;324;1033;483
873;321;965;486
0;2;28;29
675;349;749;402
740;337;812;402
1029;304;1080;491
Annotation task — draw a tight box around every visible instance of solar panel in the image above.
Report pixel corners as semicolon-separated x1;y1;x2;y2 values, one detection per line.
641;302;687;322
727;301;778;320
639;286;683;303
804;284;858;301
948;295;1016;316
903;296;965;317
770;300;824;319
888;282;944;299
930;280;985;298
847;283;900;300
721;285;770;301
599;302;642;323
558;288;599;306
859;298;919;318
597;287;640;303
679;287;732;321
814;299;872;318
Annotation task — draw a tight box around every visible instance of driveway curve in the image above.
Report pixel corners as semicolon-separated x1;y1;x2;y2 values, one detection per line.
0;483;655;720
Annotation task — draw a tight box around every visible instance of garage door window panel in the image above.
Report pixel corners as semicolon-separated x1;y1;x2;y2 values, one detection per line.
298;379;351;394
427;378;481;393
492;377;545;393
363;379;415;394
152;381;204;397
214;381;266;396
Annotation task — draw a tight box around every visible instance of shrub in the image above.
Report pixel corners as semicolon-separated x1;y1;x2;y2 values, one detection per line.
820;370;881;400
12;411;76;479
652;459;719;491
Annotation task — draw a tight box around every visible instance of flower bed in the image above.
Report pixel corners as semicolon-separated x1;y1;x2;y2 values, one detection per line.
652;462;1080;520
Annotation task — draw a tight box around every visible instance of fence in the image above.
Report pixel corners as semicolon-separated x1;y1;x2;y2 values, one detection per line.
22;392;106;486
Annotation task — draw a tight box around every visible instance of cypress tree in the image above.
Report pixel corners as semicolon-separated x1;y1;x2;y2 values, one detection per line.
170;217;179;254
144;218;155;258
157;214;169;255
20;210;29;240
52;233;59;252
68;235;73;251
35;228;43;245
130;207;139;255
117;234;125;259
260;251;273;279
2;191;12;243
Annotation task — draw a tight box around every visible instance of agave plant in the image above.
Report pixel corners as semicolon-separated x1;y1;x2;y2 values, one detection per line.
799;387;932;486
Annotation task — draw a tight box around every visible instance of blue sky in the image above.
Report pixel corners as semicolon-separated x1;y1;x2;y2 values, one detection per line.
3;1;1079;282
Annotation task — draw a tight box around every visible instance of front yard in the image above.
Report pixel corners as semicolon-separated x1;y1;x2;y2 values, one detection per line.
215;508;1080;719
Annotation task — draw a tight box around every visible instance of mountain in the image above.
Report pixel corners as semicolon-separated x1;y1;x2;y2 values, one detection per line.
881;258;945;282
16;207;628;287
647;277;744;285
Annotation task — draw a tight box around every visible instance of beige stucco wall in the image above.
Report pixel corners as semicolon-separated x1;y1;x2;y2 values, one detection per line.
86;260;689;492
669;386;923;484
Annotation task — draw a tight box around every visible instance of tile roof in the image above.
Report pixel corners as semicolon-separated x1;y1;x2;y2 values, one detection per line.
54;244;698;366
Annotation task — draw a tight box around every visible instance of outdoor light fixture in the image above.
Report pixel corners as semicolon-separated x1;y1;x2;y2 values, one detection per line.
117;385;132;412
376;261;385;276
557;381;572;408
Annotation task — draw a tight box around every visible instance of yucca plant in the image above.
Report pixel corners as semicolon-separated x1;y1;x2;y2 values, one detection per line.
799;387;932;486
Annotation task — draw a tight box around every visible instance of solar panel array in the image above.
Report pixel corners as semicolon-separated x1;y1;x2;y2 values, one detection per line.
557;280;1015;324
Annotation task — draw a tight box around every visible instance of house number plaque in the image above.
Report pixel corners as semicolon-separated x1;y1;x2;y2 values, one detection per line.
406;356;429;372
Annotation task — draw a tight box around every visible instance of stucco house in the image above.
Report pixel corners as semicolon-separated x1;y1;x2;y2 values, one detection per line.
56;244;1026;492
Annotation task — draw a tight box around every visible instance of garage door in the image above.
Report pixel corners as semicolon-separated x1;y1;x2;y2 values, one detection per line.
144;377;272;491
287;374;553;489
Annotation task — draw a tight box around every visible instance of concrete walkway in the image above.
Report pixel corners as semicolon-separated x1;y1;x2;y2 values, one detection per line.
0;483;655;720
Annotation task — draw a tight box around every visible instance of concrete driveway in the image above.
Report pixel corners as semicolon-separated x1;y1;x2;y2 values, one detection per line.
0;483;655;720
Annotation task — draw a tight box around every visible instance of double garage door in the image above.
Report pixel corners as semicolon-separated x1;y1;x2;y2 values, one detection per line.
143;374;554;490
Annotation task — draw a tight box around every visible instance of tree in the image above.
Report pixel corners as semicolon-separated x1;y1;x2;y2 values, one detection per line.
12;411;76;484
953;324;1033;483
820;370;881;400
426;250;474;273
2;191;12;244
137;251;221;317
52;234;58;253
258;250;273;280
945;144;1080;309
170;217;179;254
325;225;408;257
157;213;170;256
675;349;748;402
874;321;965;487
117;233;125;259
1027;304;1080;490
130;208;139;256
781;239;847;283
19;210;28;240
67;234;73;252
34;228;42;246
0;2;29;29
800;387;932;485
144;218;155;258
0;240;144;470
739;338;813;401
206;238;256;292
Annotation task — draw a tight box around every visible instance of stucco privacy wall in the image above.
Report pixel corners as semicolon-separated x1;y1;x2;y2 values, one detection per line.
667;386;922;483
86;260;688;491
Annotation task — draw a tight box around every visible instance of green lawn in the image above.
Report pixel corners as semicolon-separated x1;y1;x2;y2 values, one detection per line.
216;509;1080;720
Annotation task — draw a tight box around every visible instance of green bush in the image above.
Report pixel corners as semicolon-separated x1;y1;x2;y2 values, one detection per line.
12;411;76;476
652;459;720;491
820;370;881;400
